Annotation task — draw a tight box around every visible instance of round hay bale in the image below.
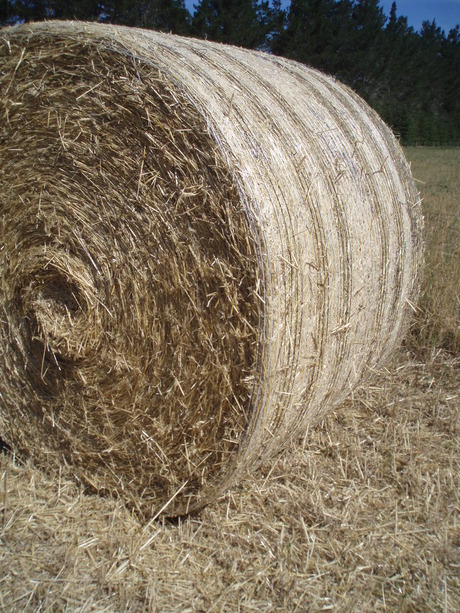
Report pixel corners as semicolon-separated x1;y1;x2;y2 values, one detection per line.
0;21;423;517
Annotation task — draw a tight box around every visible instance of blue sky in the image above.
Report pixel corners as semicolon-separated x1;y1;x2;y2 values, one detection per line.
380;0;460;34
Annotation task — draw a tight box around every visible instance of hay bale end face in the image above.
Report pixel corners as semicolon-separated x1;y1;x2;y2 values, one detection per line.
0;21;423;517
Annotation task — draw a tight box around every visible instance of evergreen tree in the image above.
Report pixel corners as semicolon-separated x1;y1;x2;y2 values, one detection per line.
442;26;460;143
262;0;286;52
272;0;338;66
191;0;269;49
345;0;387;99
0;0;191;30
375;2;419;140
50;0;101;20
413;20;446;143
0;0;11;25
4;0;52;22
103;0;190;33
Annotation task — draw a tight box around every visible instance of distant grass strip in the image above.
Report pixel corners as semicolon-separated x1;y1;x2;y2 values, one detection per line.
405;148;460;355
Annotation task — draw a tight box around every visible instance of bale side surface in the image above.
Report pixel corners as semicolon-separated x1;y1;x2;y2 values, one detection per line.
0;21;424;516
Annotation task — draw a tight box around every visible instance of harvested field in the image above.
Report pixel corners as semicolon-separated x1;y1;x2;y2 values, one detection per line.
0;148;458;611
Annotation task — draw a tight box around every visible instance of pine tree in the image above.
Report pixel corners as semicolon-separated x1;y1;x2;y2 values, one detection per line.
346;0;387;99
272;0;333;65
262;0;286;52
99;0;190;32
0;0;11;25
375;2;419;140
49;0;101;20
271;0;356;75
443;26;460;143
3;0;53;22
191;0;269;49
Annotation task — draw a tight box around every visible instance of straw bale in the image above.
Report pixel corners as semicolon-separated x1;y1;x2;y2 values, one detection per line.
0;21;423;517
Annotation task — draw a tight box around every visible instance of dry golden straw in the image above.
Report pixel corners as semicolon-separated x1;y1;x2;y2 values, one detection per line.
0;21;423;517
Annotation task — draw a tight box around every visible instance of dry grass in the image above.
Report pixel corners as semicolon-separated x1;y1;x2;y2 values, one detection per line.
0;34;261;516
0;22;423;517
406;147;460;355
0;23;456;611
0;349;458;611
0;146;458;610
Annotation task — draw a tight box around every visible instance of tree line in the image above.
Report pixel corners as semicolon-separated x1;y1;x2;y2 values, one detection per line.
1;0;459;145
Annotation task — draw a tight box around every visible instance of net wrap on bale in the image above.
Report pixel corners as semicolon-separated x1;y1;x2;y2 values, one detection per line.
0;21;423;517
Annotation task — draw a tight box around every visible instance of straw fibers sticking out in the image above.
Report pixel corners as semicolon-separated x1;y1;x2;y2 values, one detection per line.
0;21;424;517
